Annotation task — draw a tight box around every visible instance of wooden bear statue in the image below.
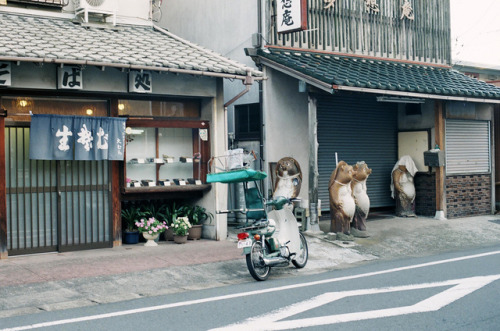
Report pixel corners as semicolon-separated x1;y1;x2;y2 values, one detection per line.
328;161;356;240
350;161;372;237
273;157;302;199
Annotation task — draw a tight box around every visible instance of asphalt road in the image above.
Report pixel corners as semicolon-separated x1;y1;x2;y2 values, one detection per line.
1;245;499;331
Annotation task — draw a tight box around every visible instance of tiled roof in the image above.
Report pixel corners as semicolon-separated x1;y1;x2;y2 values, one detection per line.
258;47;500;100
0;12;263;79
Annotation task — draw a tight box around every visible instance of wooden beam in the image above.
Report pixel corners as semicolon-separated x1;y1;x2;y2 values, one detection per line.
0;116;7;259
435;100;446;219
307;95;321;232
110;99;122;247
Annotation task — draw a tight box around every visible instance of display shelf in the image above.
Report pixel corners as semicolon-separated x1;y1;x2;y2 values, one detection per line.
122;119;210;198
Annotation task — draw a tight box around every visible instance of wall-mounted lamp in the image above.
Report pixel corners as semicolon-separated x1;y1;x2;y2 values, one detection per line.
14;97;33;110
118;103;125;111
83;105;96;116
376;96;425;104
125;127;144;135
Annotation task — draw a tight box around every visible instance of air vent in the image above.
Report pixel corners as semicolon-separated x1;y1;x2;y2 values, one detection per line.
74;0;117;25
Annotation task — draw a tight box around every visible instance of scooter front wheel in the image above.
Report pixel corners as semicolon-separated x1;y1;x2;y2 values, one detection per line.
292;232;308;268
246;241;271;281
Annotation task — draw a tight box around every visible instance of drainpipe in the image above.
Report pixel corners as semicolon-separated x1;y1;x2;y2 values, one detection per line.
222;72;254;225
223;72;254;151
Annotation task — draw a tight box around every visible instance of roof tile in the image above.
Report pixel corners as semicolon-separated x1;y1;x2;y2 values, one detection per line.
259;48;500;100
0;12;262;78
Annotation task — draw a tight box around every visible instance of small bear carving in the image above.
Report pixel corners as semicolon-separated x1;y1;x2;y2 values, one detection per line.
350;161;372;235
273;157;302;199
391;155;417;217
328;161;356;239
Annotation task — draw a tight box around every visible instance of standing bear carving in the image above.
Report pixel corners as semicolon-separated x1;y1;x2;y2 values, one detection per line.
273;157;302;200
350;161;372;237
328;161;356;241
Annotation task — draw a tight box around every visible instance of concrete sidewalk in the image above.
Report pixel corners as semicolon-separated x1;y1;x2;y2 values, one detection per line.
1;213;500;318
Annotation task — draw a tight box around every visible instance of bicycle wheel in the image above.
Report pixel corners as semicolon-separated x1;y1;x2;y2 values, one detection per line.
246;241;271;281
292;232;308;268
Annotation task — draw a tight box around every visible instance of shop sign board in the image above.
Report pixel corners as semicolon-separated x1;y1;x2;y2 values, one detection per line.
0;62;12;87
276;0;307;33
129;70;152;93
58;66;83;90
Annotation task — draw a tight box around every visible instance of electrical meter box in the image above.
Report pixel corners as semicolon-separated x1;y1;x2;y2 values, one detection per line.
423;150;445;167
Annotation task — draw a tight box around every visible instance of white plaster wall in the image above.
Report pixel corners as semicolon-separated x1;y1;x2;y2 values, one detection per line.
161;0;260;131
198;79;228;240
262;67;309;201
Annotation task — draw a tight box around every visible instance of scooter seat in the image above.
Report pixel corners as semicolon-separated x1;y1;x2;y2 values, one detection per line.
241;219;268;231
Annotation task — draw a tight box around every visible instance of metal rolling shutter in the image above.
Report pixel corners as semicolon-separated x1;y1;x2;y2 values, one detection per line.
445;120;490;174
317;94;398;209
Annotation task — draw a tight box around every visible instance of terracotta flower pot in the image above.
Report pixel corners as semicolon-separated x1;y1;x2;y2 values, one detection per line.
188;224;202;240
173;235;188;244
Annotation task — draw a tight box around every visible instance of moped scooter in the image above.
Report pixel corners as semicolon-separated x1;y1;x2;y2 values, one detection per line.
207;161;308;281
236;196;308;281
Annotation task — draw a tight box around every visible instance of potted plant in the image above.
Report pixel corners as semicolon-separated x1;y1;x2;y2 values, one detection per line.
135;217;168;246
121;205;142;244
184;205;213;240
164;202;183;241
141;202;168;242
172;216;192;244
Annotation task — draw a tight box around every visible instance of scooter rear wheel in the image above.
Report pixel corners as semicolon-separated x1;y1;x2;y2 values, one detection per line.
246;241;270;281
292;232;308;268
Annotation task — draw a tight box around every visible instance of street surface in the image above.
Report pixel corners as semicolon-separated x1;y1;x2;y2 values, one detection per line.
1;245;499;331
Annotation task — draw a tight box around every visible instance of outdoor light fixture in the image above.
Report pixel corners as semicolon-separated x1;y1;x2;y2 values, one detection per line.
376;96;425;104
14;97;33;110
125;127;144;135
83;105;96;116
118;103;125;111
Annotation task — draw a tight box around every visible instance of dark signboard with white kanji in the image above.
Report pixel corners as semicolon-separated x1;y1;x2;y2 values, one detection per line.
58;66;83;90
0;62;11;87
129;70;152;93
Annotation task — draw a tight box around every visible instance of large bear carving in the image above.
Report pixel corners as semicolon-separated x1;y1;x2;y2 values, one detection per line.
328;161;356;240
350;161;372;236
273;157;302;199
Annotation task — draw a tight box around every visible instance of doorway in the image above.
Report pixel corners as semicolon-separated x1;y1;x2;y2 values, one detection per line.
5;126;111;255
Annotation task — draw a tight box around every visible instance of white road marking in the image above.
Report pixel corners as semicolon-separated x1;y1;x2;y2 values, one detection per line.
2;250;499;331
212;275;500;330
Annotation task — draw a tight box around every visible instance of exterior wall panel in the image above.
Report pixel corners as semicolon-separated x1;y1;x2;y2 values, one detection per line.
269;0;451;64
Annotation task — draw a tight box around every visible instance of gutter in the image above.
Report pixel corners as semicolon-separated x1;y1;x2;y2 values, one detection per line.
332;85;500;104
0;57;265;82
